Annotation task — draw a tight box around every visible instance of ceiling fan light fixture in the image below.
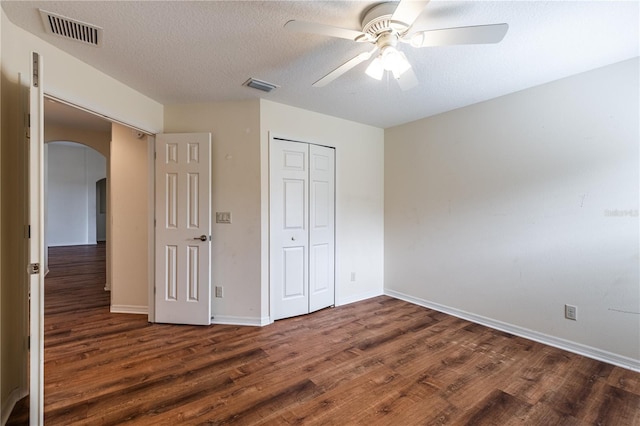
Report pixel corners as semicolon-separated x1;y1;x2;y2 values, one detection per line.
365;57;384;80
365;47;411;81
380;47;411;77
393;52;411;77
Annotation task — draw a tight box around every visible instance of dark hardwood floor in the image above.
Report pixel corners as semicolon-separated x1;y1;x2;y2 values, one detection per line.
8;244;640;425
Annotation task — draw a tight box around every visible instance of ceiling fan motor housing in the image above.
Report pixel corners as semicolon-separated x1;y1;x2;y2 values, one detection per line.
377;32;398;50
361;2;410;38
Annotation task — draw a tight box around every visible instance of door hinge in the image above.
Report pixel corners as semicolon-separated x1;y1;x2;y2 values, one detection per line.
25;225;31;239
25;113;31;139
32;53;40;87
28;263;40;275
27;336;31;350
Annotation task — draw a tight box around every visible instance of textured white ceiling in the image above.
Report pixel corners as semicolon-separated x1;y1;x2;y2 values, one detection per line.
3;1;639;128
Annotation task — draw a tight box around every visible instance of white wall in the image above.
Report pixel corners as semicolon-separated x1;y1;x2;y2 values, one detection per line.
46;142;106;246
384;58;640;369
260;100;385;314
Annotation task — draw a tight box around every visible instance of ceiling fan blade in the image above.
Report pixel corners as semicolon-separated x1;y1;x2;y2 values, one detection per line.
284;20;370;42
313;50;375;87
391;0;431;28
410;23;509;47
396;67;419;91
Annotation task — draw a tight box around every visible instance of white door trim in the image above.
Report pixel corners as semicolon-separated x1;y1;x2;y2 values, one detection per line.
147;135;156;322
29;51;45;426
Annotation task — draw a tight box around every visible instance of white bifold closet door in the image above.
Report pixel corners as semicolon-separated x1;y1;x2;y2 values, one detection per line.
270;138;335;321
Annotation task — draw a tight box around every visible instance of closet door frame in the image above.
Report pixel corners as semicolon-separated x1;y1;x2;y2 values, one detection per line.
269;135;335;322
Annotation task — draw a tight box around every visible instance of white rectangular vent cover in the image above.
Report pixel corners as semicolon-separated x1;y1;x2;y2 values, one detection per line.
39;9;103;47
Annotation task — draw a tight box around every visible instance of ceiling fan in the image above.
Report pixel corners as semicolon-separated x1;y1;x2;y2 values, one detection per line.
285;0;508;90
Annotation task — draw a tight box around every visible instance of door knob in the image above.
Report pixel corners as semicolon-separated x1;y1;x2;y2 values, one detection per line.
194;235;208;241
291;236;296;241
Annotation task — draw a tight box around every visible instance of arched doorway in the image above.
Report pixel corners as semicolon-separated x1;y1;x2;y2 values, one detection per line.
46;141;106;248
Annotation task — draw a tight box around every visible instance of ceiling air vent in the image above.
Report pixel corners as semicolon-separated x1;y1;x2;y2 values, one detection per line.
243;78;279;93
39;9;103;47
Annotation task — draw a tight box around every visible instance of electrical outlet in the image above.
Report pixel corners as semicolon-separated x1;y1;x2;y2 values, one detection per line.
350;272;356;282
565;304;577;321
215;286;223;298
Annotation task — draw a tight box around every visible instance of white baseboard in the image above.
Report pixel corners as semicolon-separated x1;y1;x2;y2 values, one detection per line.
385;289;640;373
110;305;148;315
336;289;384;307
211;315;270;327
1;387;27;426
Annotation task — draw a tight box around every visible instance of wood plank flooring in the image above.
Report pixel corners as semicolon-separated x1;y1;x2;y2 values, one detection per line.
8;244;640;425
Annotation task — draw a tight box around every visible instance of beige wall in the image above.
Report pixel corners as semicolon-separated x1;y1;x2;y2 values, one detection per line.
0;11;29;417
164;100;263;323
164;100;385;324
110;123;150;312
384;58;640;368
260;100;385;315
45;123;111;156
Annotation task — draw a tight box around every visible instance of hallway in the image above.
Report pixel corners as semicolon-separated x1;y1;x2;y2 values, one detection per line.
44;244;108;318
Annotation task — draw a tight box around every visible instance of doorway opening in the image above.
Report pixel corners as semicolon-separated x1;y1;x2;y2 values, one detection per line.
45;139;108;290
23;53;157;421
28;100;113;421
44;97;111;282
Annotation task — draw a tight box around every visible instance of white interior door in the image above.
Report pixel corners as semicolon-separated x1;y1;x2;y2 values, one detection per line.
270;138;335;321
309;144;335;312
29;51;45;426
270;139;310;320
155;133;211;325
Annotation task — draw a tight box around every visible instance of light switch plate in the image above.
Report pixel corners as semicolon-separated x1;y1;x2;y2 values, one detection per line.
216;212;232;224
